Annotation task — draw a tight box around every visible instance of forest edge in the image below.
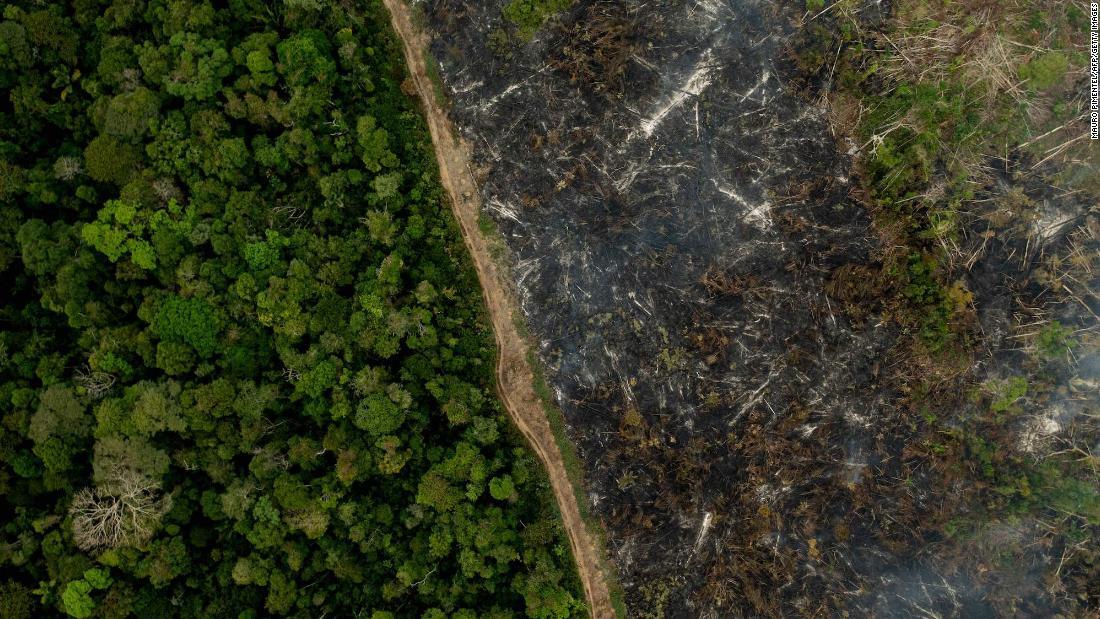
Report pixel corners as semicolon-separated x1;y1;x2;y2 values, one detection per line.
379;1;618;616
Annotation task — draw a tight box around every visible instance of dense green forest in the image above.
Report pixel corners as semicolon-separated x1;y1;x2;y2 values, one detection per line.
0;0;585;616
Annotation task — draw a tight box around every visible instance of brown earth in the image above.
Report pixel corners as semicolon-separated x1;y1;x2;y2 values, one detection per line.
380;1;617;616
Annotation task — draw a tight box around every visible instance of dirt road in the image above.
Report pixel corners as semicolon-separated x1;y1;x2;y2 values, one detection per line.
380;1;617;617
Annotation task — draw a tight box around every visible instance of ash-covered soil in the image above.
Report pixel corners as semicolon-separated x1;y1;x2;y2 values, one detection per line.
421;0;1098;615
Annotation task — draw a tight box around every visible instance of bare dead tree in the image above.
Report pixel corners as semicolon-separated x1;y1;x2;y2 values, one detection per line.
151;177;182;205
73;365;116;399
70;471;171;551
120;67;142;91
273;204;306;227
249;444;290;471
53;156;83;181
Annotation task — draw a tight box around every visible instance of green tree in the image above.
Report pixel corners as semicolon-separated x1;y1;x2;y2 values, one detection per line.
83;136;141;185
0;0;588;614
356;115;398;173
60;580;95;618
354;392;405;436
276;30;335;88
153;296;219;357
28;385;89;473
489;475;518;502
101;88;160;142
162;32;233;101
0;580;34;619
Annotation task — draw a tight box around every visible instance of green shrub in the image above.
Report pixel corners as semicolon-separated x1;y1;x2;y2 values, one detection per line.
987;376;1028;413
1019;52;1069;90
502;0;573;41
1035;321;1075;358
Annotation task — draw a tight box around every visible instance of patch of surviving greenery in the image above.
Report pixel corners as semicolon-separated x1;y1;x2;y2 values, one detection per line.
795;0;1098;611
803;0;1093;356
1035;321;1076;359
0;0;588;617
503;0;573;42
489;0;574;54
985;376;1028;414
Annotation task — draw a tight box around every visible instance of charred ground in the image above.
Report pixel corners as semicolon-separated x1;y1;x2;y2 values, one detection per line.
420;0;1097;615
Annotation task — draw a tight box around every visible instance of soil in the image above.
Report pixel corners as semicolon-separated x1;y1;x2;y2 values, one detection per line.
381;1;618;616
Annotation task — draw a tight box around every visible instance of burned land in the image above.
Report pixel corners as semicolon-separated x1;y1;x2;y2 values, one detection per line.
423;0;1099;616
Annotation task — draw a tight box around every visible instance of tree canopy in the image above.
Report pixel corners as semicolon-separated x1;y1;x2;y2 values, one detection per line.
0;0;585;616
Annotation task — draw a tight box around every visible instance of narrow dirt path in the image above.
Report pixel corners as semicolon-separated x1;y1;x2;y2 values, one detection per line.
380;1;617;617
